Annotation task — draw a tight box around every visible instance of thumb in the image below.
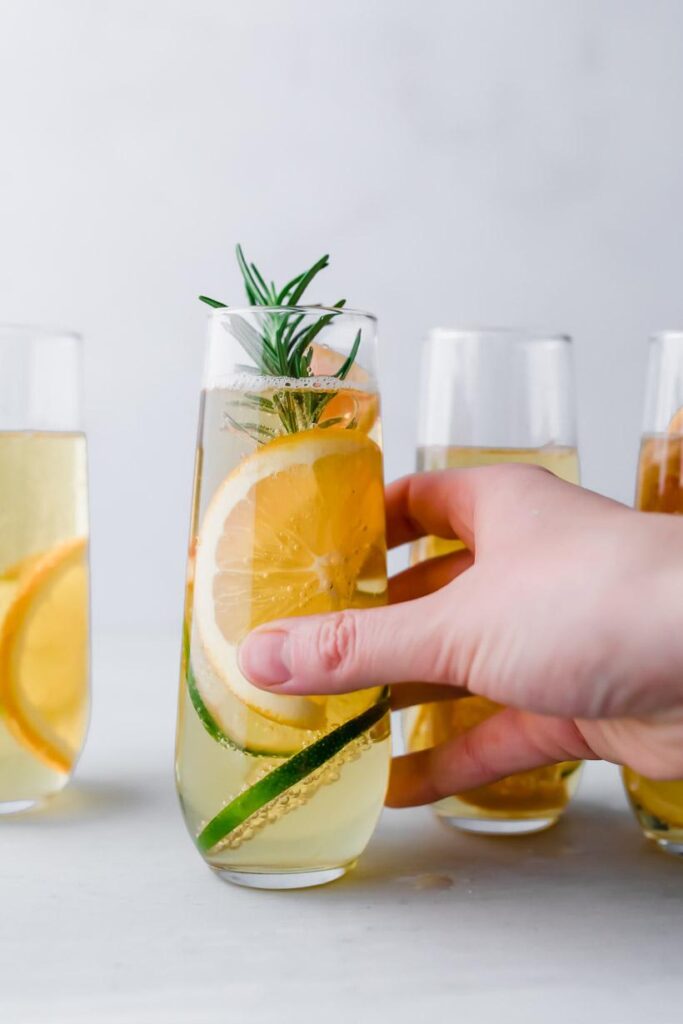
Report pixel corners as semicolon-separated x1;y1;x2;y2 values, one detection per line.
238;592;466;695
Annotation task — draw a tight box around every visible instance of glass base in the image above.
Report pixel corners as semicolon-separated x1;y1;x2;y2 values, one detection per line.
0;797;46;815
441;814;559;836
633;813;683;854
213;864;352;890
654;837;683;857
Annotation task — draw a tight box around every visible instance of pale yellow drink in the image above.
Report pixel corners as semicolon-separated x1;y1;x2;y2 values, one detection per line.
621;434;683;851
405;445;583;832
0;432;89;810
175;381;391;882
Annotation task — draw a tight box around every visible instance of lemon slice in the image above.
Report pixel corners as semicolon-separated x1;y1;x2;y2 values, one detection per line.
193;427;386;730
0;538;89;772
187;626;315;756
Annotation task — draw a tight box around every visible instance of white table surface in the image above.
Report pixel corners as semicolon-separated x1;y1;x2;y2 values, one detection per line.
1;632;681;1024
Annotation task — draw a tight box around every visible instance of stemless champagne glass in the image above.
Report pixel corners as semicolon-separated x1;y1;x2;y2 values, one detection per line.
175;307;391;888
404;328;583;835
622;331;683;856
0;326;90;813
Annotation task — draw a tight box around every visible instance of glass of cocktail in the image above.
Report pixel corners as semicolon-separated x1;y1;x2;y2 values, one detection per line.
622;331;683;855
0;325;90;813
404;328;583;835
175;249;391;888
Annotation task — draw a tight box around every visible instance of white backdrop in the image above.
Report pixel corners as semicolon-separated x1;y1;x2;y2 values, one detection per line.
2;0;683;630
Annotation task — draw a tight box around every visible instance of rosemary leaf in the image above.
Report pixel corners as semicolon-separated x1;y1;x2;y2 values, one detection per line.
278;311;305;355
225;315;278;372
276;272;304;304
236;393;276;412
236;245;269;305
223;410;276;441
286;255;329;306
287;301;346;361
202;246;365;435
334;329;361;381
249;262;271;299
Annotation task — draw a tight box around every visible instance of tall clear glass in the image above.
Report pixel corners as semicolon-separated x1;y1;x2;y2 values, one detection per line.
0;325;90;813
404;328;583;835
175;307;391;888
622;331;683;855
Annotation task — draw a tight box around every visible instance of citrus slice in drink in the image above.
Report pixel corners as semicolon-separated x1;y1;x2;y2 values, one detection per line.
404;696;493;751
187;627;315;757
667;406;683;434
0;538;89;772
406;698;579;812
197;696;391;853
309;343;379;433
0;553;50;636
636;435;683;513
193;427;386;731
0;580;18;626
625;772;683;828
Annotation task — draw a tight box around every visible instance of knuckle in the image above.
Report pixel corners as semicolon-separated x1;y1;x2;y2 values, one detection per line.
496;462;554;488
533;718;593;762
315;611;359;675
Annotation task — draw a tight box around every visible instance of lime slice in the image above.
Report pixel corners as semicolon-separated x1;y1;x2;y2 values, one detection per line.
197;697;390;853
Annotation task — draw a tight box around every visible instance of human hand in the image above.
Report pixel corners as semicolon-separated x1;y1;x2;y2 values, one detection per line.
238;465;683;806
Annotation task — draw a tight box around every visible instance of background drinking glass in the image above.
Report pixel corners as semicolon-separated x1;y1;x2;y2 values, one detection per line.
0;326;90;813
175;307;390;889
622;331;683;856
404;328;583;835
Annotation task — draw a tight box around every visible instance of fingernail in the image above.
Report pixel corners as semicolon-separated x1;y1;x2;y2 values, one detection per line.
239;631;291;687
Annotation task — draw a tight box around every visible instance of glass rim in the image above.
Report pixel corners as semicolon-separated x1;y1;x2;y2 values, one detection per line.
649;330;683;344
208;305;377;323
428;326;572;344
0;322;82;343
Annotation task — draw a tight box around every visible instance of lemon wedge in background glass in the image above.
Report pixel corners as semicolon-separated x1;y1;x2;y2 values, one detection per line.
0;538;89;773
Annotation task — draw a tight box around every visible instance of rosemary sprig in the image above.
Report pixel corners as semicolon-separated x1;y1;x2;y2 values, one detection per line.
200;245;363;441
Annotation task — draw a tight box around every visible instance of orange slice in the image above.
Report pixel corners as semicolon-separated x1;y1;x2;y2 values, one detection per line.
0;538;89;772
309;343;379;433
193;428;386;730
0;554;47;635
668;406;683;434
406;697;578;812
624;771;683;827
0;580;18;629
636;437;683;514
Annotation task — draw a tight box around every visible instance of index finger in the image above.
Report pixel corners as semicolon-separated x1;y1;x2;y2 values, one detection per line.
385;469;479;550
